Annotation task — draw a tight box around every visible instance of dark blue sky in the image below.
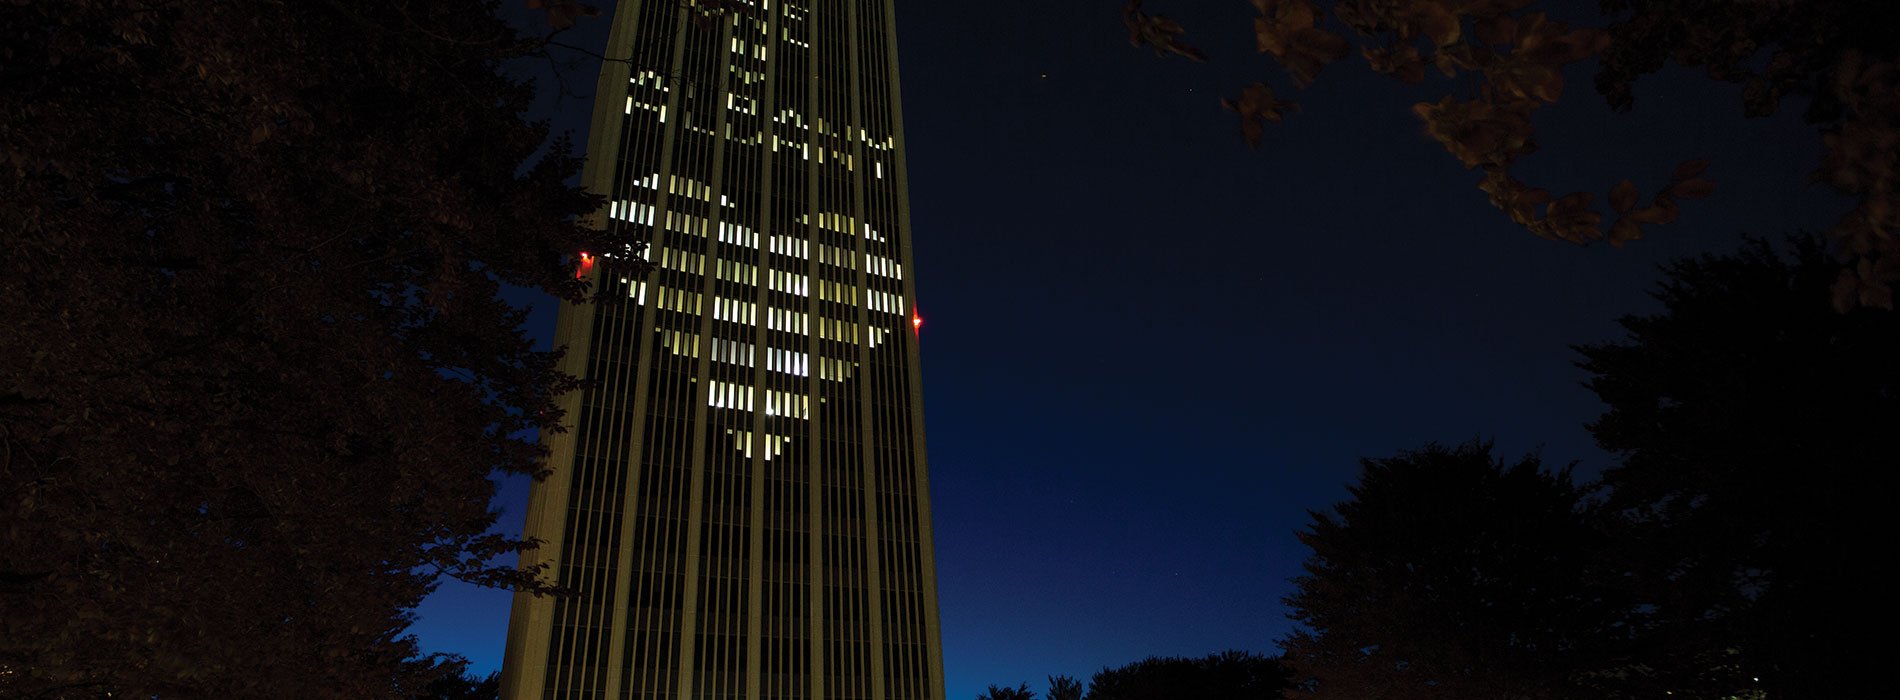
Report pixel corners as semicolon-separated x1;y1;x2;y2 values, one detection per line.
413;2;1844;699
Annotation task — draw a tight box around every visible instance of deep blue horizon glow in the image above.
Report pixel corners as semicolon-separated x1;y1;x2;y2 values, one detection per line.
412;2;1847;699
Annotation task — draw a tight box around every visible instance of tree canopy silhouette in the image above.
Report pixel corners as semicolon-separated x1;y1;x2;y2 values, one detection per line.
1085;650;1292;700
1278;238;1894;698
412;659;501;700
1124;0;1899;310
1045;674;1084;700
1578;236;1898;698
976;682;1038;700
1279;441;1614;699
0;0;638;696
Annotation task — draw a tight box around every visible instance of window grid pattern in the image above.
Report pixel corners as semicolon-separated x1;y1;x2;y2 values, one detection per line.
504;2;941;700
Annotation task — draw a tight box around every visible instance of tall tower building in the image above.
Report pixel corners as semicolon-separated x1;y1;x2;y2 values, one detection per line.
499;1;942;699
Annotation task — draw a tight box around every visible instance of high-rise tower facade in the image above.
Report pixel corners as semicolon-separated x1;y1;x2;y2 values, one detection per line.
500;2;942;699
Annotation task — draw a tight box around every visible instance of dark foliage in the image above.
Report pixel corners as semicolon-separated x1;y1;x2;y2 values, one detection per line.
1126;0;1900;309
0;0;637;696
1280;442;1614;699
412;660;501;700
1279;239;1896;698
1595;1;1900;310
1086;650;1292;700
976;682;1037;700
1046;674;1084;700
1578;237;1899;698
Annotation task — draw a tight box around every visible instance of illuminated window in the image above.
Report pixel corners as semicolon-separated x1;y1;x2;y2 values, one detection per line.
613;200;656;226
715;259;759;286
660;248;705;275
659;329;699;357
818;317;858;343
653;286;702;314
708;380;754;411
769;235;809;259
619;279;649;304
767;307;809;335
711;337;756;368
864;254;902;279
713;297;758;325
767;347;810;377
817;356;858;382
768;269;809;297
726;429;792;461
719;222;759;248
764;389;809;419
664;211;711;238
725;92;758;116
669;175;713;201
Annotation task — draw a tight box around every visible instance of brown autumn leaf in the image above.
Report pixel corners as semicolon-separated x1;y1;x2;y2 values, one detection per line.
1565;27;1612;61
1473;13;1516;47
1253;0;1349;86
1608;217;1643;247
1610;179;1639;213
1434;42;1485;78
1365;44;1426;83
1487;55;1566;103
1124;0;1209;62
1545;191;1603;243
1416;97;1535;168
1405;1;1461;47
1671;158;1711;181
1223;82;1300;149
1252;0;1319;49
1629;196;1681;225
1286;28;1351;86
1514;14;1607;65
1478;169;1552;227
1832;267;1865;312
1829;252;1897;310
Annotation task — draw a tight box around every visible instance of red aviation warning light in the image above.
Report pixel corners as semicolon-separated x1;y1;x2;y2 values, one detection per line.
910;306;923;335
576;252;595;279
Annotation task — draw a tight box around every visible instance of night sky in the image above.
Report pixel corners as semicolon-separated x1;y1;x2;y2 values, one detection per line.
412;2;1846;699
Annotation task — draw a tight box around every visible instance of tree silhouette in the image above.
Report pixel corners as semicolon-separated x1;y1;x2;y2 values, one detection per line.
1578;236;1899;698
1280;441;1615;699
1124;0;1900;310
0;0;638;696
976;682;1037;700
1046;674;1084;700
411;658;500;700
1086;650;1291;700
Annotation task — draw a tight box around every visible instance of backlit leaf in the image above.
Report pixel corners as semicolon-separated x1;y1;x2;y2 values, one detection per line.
1224;82;1300;149
1671;158;1711;181
1366;44;1426;84
1610;179;1638;213
1253;0;1347;86
1124;0;1209;62
1608;217;1643;247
